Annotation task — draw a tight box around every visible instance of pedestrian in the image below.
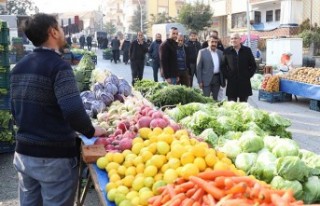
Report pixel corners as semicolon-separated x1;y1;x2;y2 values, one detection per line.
129;31;148;85
86;35;92;51
102;37;109;49
111;36;120;63
159;27;179;84
10;13;106;206
121;36;130;64
176;34;189;87
148;33;162;82
185;31;201;87
66;35;72;47
196;35;225;101
97;36;102;49
202;30;224;51
222;33;257;102
79;34;85;49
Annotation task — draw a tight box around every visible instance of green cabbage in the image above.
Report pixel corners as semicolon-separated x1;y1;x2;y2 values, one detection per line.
250;149;277;183
303;176;320;204
238;131;264;153
299;149;320;175
276;156;309;181
199;128;219;147
235;153;257;173
217;140;241;160
267;112;291;127
263;136;280;151
270;176;303;200
272;138;299;158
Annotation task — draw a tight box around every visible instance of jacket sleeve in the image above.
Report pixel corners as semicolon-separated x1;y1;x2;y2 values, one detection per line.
129;42;134;60
221;51;229;78
54;65;95;138
143;42;149;53
159;43;169;79
148;42;154;57
196;50;203;84
248;48;257;77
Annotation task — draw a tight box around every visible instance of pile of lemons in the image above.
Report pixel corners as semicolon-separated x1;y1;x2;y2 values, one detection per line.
96;127;245;206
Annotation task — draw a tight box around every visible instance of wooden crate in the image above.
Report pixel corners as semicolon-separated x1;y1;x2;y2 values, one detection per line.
82;144;106;164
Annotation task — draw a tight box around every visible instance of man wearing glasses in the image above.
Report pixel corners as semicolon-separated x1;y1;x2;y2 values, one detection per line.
159;27;179;84
222;33;256;102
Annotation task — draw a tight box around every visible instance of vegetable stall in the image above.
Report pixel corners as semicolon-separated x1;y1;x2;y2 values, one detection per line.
76;70;320;206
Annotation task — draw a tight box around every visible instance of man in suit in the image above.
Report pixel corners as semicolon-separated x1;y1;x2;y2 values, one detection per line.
197;35;225;101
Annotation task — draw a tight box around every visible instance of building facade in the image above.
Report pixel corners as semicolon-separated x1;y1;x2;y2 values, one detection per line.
105;0;125;33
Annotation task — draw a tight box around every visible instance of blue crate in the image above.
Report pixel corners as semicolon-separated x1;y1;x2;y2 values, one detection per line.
0;141;15;153
0;93;10;110
0;28;9;44
258;90;282;103
310;99;320;112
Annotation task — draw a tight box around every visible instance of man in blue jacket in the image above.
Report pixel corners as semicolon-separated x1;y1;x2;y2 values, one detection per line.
10;13;106;206
148;33;162;82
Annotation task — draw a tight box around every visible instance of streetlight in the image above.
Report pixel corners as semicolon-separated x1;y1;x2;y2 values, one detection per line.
137;0;143;32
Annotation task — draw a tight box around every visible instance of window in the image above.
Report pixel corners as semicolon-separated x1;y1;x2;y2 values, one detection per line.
254;11;261;24
266;10;273;22
275;9;281;21
232;12;247;29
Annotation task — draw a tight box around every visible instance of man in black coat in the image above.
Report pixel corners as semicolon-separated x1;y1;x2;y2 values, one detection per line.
202;30;224;51
185;31;201;87
111;36;120;63
149;33;162;82
222;33;256;102
159;27;179;84
121;36;130;64
129;31;148;85
86;35;92;51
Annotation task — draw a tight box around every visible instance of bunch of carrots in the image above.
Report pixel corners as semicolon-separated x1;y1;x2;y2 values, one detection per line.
148;170;304;206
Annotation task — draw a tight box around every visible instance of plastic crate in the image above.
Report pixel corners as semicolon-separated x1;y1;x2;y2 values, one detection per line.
0;28;10;44
0;52;9;66
0;141;15;153
281;92;292;102
258;90;282;103
0;70;9;89
0;93;10;110
310;99;320;112
91;55;97;65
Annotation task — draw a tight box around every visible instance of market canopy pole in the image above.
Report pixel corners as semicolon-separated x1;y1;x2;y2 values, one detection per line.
246;0;251;48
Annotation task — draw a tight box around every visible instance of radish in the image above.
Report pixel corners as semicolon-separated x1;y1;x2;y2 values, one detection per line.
137;116;152;128
151;111;163;119
147;109;155;117
114;129;123;136
123;131;136;139
130;125;139;133
169;123;181;132
94;138;108;146
117;120;130;133
150;118;169;129
119;138;133;150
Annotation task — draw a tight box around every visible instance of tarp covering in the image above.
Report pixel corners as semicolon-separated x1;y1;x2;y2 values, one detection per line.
280;79;320;100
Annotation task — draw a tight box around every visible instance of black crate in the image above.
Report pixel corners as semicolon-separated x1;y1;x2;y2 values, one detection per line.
310;99;320;112
0;52;9;66
258;90;282;103
281;92;292;102
0;93;10;110
0;141;15;153
0;69;9;89
0;28;9;44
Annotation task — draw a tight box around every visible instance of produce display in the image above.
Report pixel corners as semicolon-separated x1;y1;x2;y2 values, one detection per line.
71;48;96;57
74;54;95;91
150;170;303;206
261;74;280;92
134;80;213;107
281;67;320;85
251;74;264;90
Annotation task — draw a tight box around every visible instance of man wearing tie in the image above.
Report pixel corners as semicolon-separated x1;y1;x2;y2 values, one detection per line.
196;35;225;100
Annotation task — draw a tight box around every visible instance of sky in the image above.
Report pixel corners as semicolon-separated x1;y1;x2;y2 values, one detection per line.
32;0;103;13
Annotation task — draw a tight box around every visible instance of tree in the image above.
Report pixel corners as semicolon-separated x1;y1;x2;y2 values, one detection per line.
178;1;213;32
149;12;175;26
298;18;320;54
130;5;147;33
0;0;38;15
104;22;117;37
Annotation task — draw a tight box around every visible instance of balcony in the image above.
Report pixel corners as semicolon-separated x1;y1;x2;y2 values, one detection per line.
250;0;279;5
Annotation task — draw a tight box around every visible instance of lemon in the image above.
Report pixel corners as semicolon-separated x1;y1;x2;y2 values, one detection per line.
140;150;153;162
106;162;120;172
156;141;170;155
154;173;163;181
144;165;158;177
214;161;230;171
194;157;207;171
157;133;174;144
136;163;145;174
125;153;137;162
174;129;188;139
106;182;117;192
221;157;233;165
108;169;118;176
117;185;130;195
147;143;157;154
150;155;165;168
125;166;137;176
105;153;114;162
107;188;117;201
161;163;170;173
131;197;140;205
181;163;199;179
139;190;154;205
192;144;207;157
96;157;108;169
123;159;133;167
163;126;175;135
152;127;163;135
152;180;167;194
168;158;180;169
143;139;151;146
113;153;125;164
205;153;218;167
122;175;134;187
138;127;152;139
131;142;144;155
132;137;144;145
126;190;139;200
180;152;195;165
119;200;132;206
190;138;198;145
117;165;126;176
109;173;121;182
133;156;143;166
216;151;227;159
132;176;145;191
171;144;186;158
143;177;155;188
163;169;178;184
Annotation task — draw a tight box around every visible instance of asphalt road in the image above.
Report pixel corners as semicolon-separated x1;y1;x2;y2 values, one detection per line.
0;49;319;206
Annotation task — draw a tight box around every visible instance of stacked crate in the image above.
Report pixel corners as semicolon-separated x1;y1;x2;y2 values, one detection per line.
0;20;15;153
11;37;25;63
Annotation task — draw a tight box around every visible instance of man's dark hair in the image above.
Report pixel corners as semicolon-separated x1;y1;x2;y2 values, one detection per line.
189;31;197;36
170;27;178;30
211;30;219;35
207;35;219;41
23;13;59;47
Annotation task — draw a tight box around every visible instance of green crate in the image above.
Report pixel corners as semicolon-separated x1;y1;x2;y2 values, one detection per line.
0;28;9;44
0;71;9;89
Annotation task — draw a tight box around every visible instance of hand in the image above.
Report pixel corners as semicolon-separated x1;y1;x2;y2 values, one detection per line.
199;82;203;89
93;126;107;137
166;78;171;84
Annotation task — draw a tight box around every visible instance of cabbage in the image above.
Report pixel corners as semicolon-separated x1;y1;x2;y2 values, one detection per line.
217;140;241;160
104;82;118;95
270;176;303;200
303;176;320;204
272;138;299;157
198;128;219;146
99;92;114;106
250;149;277;183
276;156;309;181
91;100;106;116
92;82;104;93
118;83;132;97
299;149;320;175
104;74;119;86
243;122;266;137
221;131;242;140
263;136;280;151
235;153;257;173
267;112;291;127
238;131;264;153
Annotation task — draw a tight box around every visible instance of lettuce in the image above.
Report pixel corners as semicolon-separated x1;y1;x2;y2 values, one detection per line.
199;128;219;147
235;153;257;173
250;149;277;183
217;140;241;160
238;131;264;153
272;138;299;158
270;176;303;200
276;156;309;181
303;176;320;204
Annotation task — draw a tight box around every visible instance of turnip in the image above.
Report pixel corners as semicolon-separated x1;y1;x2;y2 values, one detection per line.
114;128;123;136
97;112;109;122
117;120;130;133
94;138;108;146
119;138;133;150
150;118;169;129
147;109;155;117
130;125;139;133
151;111;163;119
137;116;152;128
169;123;181;132
123;131;136;139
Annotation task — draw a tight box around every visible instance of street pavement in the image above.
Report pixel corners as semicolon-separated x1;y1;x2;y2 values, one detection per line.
0;49;319;206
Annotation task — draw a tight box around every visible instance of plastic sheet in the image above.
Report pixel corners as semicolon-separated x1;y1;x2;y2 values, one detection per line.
280;79;320;100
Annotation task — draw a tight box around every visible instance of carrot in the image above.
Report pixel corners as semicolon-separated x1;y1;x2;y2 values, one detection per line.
169;198;183;206
193;202;201;206
216;199;253;206
148;196;158;204
281;190;294;203
258;188;271;203
189;176;225;200
151;195;162;206
224;177;234;189
182;198;194;206
161;193;171;204
186;188;198;198
271;193;290;206
167;184;176;198
225;182;247;195
191;188;205;202
207;194;216;206
202;194;209;205
250;183;261;199
197;170;235;181
174;177;187;185
214;176;227;188
230;176;256;187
